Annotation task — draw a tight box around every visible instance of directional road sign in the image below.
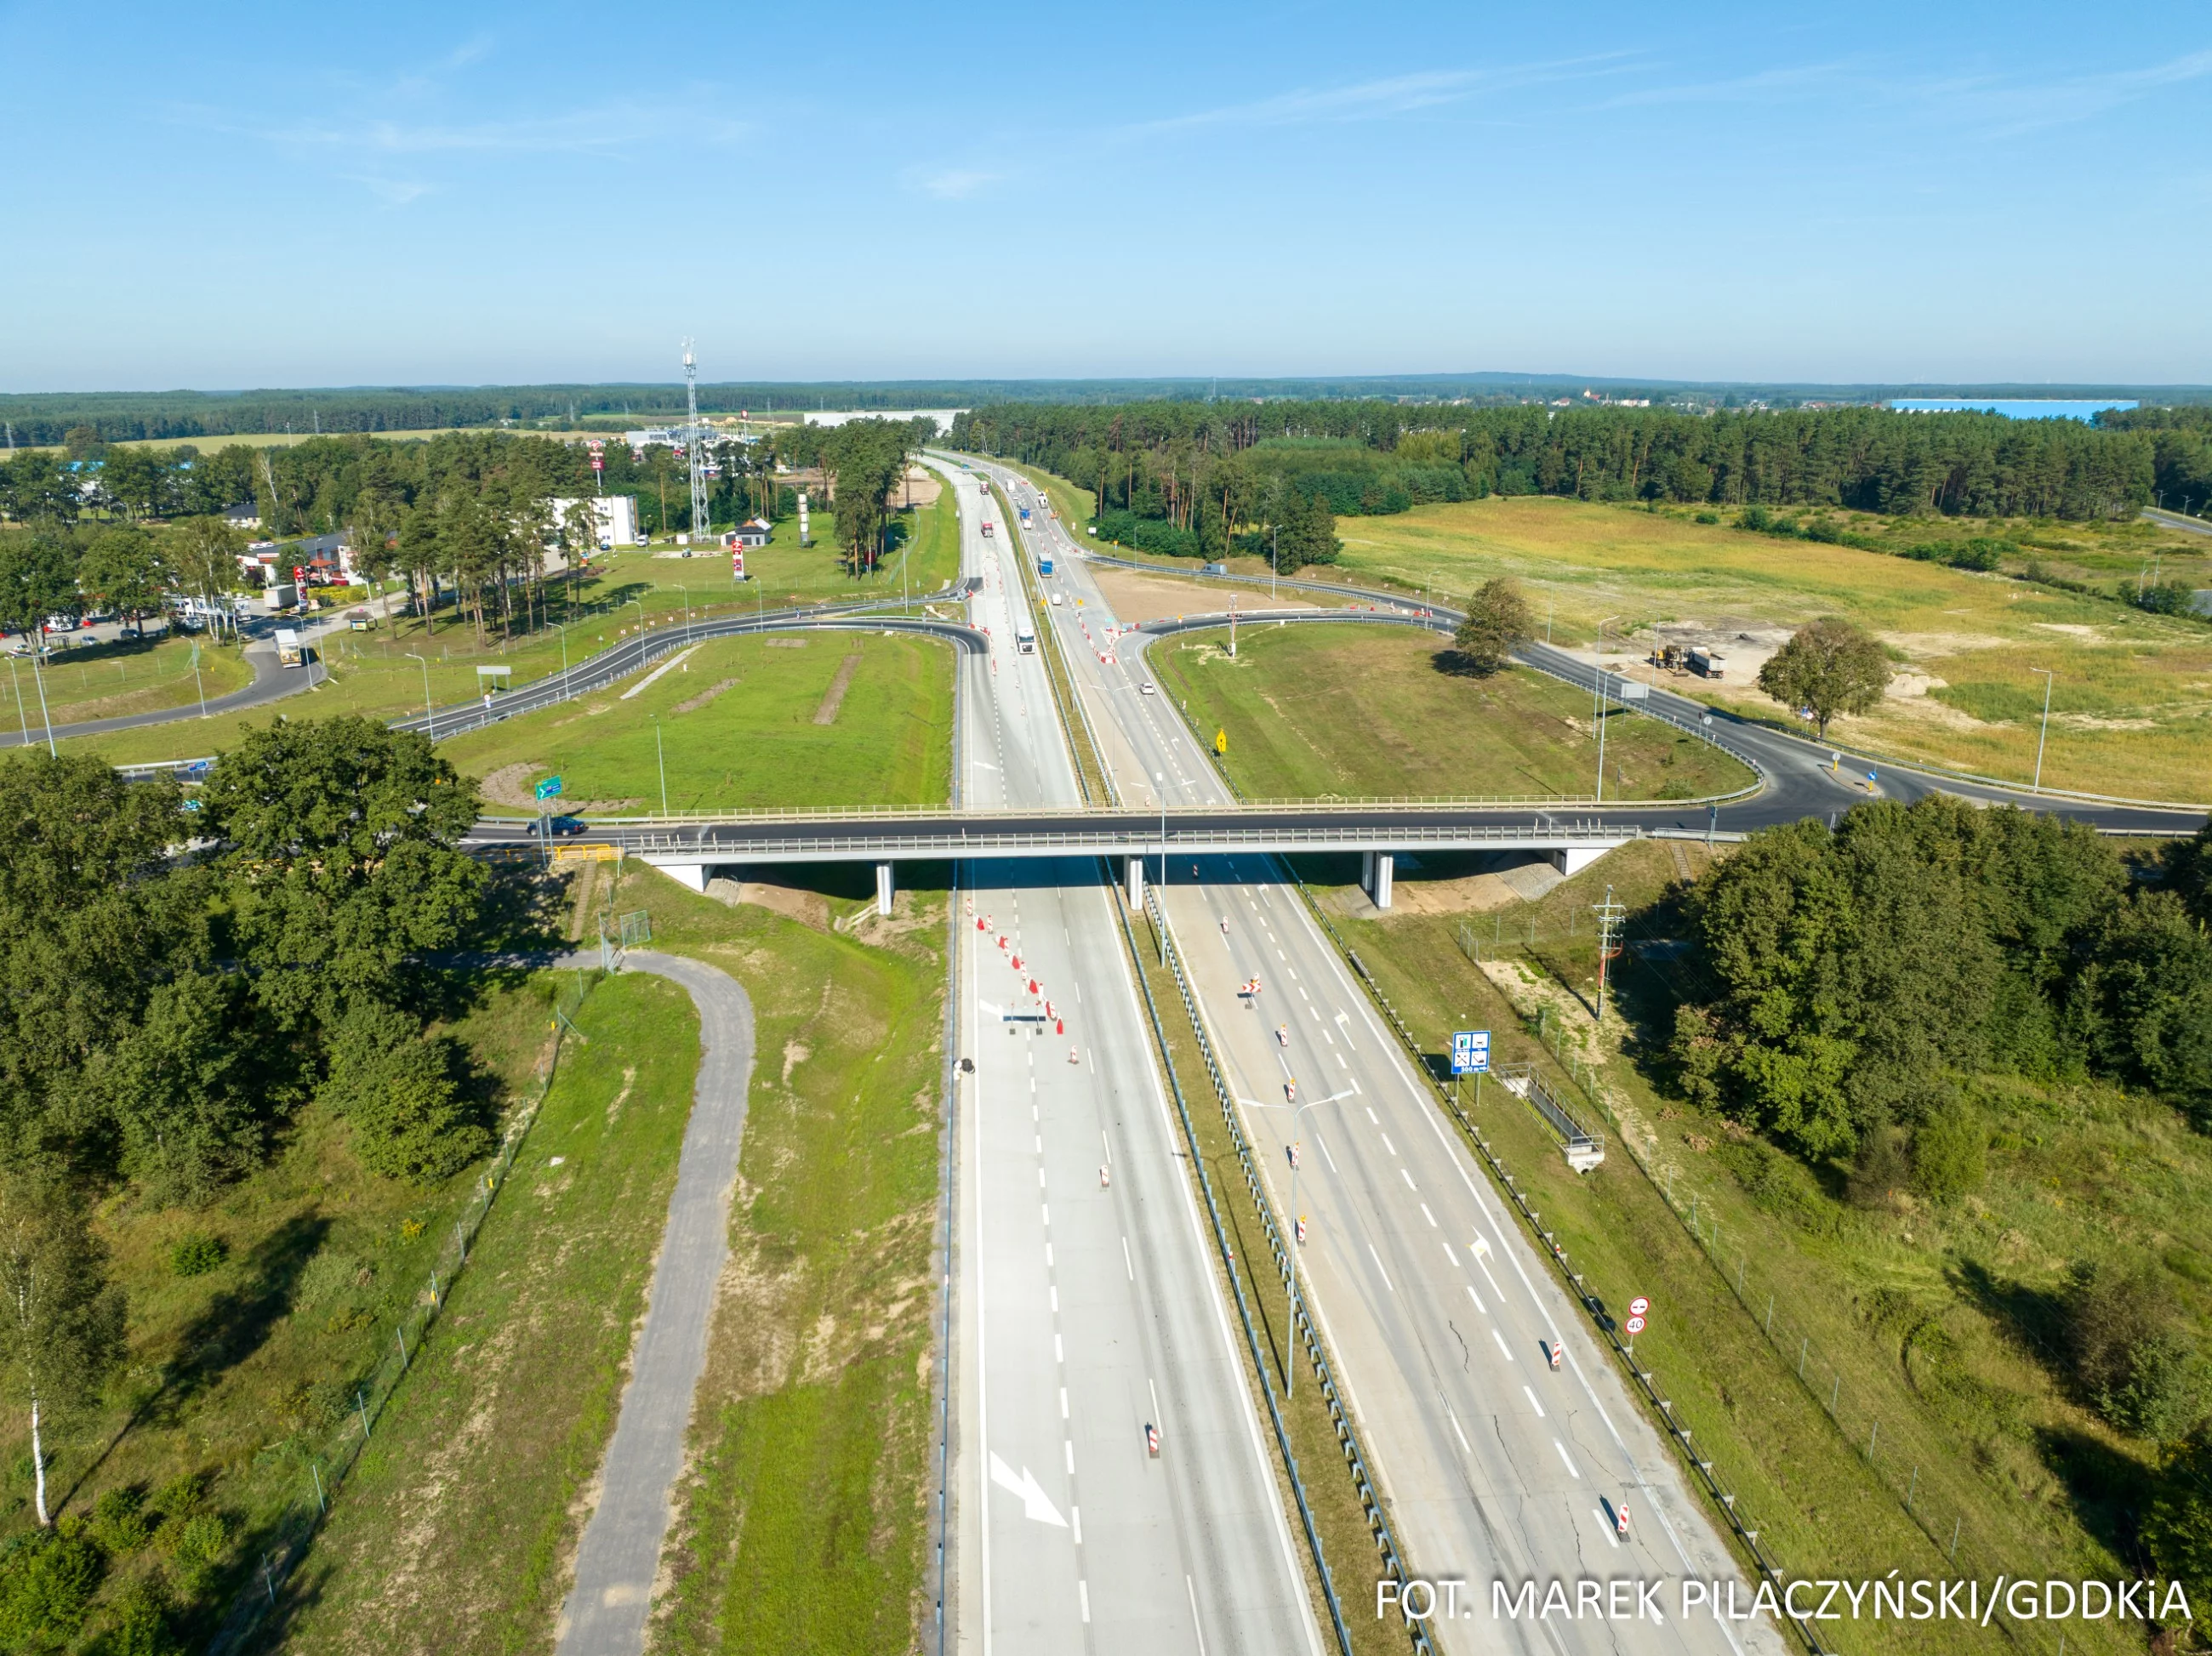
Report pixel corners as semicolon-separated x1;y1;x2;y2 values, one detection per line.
535;775;564;801
1451;1030;1491;1075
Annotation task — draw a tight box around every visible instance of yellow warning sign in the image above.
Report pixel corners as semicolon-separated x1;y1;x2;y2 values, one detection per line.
1215;729;1229;754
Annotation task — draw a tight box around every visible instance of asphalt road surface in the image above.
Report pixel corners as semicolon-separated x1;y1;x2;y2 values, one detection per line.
553;950;757;1656
971;458;1788;1656
933;458;1322;1656
0;621;328;749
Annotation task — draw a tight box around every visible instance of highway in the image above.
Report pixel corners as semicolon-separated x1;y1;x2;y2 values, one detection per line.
966;458;1789;1656
936;461;1321;1655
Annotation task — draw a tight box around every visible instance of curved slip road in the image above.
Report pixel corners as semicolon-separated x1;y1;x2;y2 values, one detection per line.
0;629;324;749
552;948;757;1656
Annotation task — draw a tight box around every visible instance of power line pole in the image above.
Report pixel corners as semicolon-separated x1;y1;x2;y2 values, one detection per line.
1592;885;1625;1023
682;340;712;545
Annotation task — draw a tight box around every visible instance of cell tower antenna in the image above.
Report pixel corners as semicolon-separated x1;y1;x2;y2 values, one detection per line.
681;339;711;545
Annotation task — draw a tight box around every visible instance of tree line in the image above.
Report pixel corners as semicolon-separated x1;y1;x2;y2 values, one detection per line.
0;725;489;1545
949;401;2167;549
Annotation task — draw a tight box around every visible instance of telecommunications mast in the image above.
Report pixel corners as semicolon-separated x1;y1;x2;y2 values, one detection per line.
681;339;713;543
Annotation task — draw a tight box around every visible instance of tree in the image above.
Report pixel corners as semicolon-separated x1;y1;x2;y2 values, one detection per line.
0;1164;127;1526
1274;487;1340;570
1452;577;1532;673
1756;616;1891;738
200;717;483;1029
163;516;246;640
319;1002;487;1181
0;534;80;636
77;528;167;636
561;498;598;615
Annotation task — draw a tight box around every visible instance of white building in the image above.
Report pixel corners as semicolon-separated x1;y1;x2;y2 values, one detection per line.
549;495;641;548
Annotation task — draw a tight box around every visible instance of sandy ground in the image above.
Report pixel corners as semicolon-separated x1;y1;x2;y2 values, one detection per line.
1088;565;1317;626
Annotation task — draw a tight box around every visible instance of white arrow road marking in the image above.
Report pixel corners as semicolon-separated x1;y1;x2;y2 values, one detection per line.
989;1452;1067;1527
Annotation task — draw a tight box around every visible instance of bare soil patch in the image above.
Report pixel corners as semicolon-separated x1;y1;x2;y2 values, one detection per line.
1090;565;1316;625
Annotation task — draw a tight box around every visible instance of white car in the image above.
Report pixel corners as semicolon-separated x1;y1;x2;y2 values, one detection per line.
1049;594;1063;606
1138;682;1156;696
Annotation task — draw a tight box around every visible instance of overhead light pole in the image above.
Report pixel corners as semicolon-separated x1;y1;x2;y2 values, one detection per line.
1593;617;1619;804
403;652;434;739
651;712;670;817
2031;668;2055;794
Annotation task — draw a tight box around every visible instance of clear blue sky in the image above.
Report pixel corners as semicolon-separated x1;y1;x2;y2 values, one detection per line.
4;1;2208;390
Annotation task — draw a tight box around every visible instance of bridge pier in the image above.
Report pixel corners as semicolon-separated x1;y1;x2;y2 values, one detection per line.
1551;846;1608;877
1126;856;1145;909
875;862;894;916
1373;852;1394;910
1360;850;1375;890
650;861;711;892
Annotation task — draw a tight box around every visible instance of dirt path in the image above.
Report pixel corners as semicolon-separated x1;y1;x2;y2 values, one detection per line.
811;652;863;725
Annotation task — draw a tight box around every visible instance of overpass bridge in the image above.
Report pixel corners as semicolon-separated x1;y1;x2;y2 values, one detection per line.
473;800;1743;913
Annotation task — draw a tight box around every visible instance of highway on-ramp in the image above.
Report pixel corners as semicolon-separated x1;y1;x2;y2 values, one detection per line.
933;459;1322;1656
972;458;1789;1656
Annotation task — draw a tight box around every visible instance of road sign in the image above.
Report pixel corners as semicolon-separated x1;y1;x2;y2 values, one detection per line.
1625;1315;1647;1334
1451;1030;1491;1075
1628;1295;1650;1317
1215;728;1228;754
535;776;563;801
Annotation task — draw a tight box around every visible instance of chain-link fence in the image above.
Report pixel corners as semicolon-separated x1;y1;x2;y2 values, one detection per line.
202;968;602;1655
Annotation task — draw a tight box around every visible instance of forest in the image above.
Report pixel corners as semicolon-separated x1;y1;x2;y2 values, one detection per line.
949;401;2212;555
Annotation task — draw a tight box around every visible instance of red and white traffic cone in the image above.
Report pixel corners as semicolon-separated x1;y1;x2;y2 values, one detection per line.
1145;1423;1160;1458
1615;1501;1631;1539
1295;1215;1308;1244
1548;1341;1564;1371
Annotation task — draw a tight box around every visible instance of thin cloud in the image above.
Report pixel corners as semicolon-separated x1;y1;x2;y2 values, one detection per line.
1125;55;1638;138
912;168;997;200
350;175;434;208
1602;60;1855;109
1933;46;2212;137
166;100;744;159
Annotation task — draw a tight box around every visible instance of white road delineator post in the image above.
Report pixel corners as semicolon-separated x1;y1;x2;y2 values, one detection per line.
875;861;893;916
1126;855;1145;909
1373;853;1394;910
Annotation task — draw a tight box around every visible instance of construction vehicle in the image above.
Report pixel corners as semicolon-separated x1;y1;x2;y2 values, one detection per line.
1689;646;1726;680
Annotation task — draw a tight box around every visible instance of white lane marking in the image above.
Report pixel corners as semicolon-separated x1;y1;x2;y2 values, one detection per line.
1367;1243;1395;1294
1315;1133;1340;1174
1420;1203;1437;1227
1523;1384;1547;1418
1365;1107;1378;1124
1080;1579;1092;1621
1123;1237;1134;1280
1323;1030;1335;1045
1593;1508;1618;1548
1380;1132;1396;1155
1493;1329;1514;1359
1050;1285;1058;1312
1448;1408;1472;1454
1042;1204;1051;1227
1064;1439;1075;1473
1556;1441;1581;1478
1056;1334;1063;1363
1072;1505;1081;1545
1060;1387;1069;1420
1467;1283;1488;1315
1040;1168;1047;1189
1399;1169;1417;1193
1441;1240;1459;1266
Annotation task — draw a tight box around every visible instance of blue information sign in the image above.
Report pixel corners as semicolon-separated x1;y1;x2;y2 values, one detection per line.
535;775;563;801
1451;1030;1491;1075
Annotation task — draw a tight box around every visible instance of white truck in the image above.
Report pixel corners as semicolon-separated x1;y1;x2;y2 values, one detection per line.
275;627;306;669
1016;623;1036;654
1689;646;1726;680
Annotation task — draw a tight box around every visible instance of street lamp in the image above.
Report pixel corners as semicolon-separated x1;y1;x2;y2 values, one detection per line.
651;712;670;817
403;652;434;738
1269;526;1278;601
1593;617;1620;804
2031;668;2055;794
674;583;689;646
1282;1091;1340;1398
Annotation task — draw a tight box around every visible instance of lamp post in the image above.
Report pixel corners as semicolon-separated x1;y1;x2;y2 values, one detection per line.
403;652;434;738
674;583;689;645
6;655;28;745
1269;526;1278;601
27;635;56;756
549;620;569;703
2031;668;2055;794
651;713;669;817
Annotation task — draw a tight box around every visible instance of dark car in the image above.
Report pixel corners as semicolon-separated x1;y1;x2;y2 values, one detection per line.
547;816;589;837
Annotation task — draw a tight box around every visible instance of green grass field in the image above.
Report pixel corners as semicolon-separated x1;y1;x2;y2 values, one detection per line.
55;484;960;768
1001;457;2212;800
1149;622;1754;802
440;629;954;816
7;632;253;732
274;970;701;1656
601;862;948;1654
0;969;575;1653
1299;839;2196;1656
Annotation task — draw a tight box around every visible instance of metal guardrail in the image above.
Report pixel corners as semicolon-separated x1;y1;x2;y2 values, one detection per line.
607;823;1656;864
1286;875;1828;1655
1110;885;1400;1656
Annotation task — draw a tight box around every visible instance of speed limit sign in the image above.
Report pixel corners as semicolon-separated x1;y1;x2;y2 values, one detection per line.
1625;1314;1647;1334
1629;1295;1650;1317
